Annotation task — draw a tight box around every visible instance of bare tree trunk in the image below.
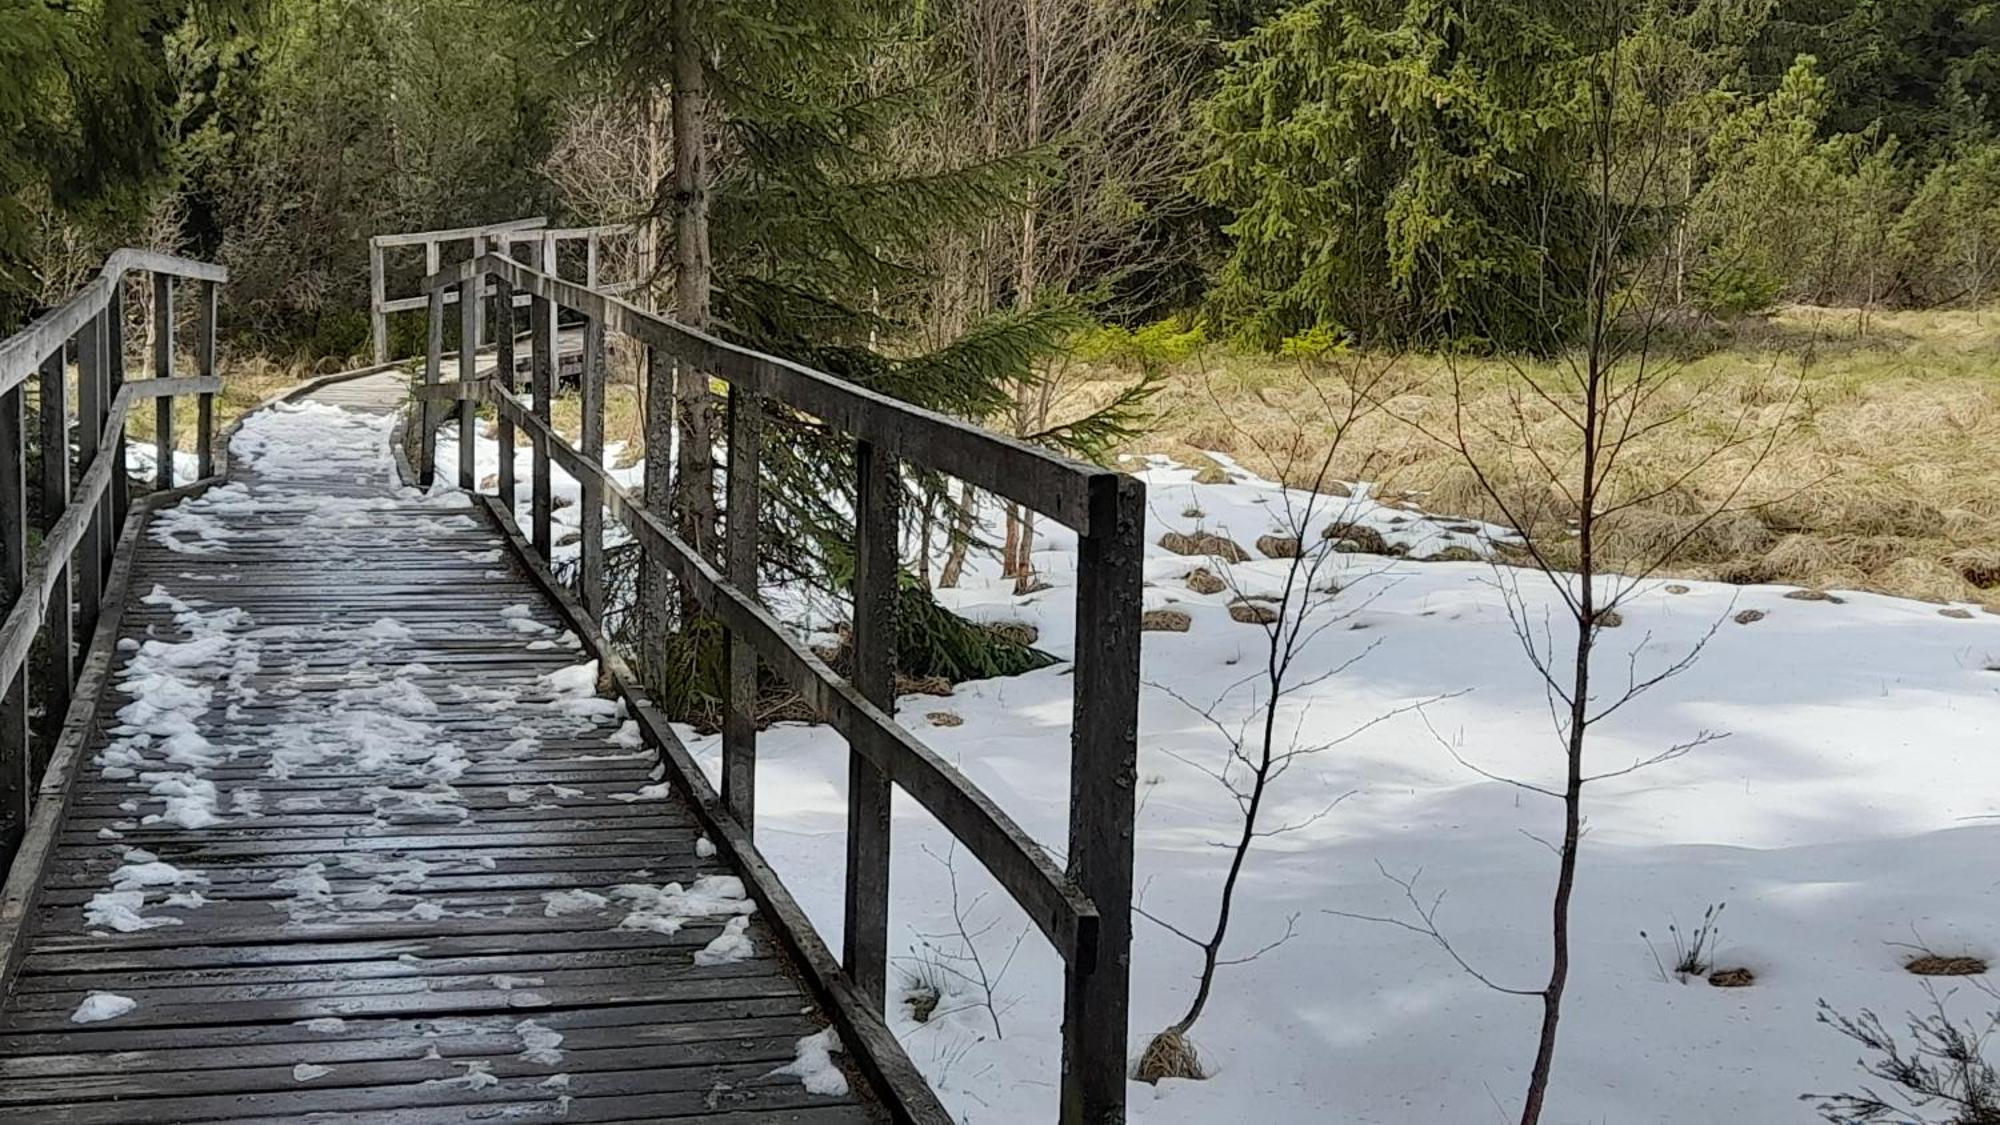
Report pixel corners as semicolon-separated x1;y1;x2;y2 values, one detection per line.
938;480;976;588
669;0;717;558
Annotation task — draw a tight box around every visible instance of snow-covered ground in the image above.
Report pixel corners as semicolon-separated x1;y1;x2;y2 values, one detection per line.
435;418;2000;1122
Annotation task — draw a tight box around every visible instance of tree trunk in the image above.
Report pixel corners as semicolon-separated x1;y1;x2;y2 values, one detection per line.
641;0;717;678
669;0;717;557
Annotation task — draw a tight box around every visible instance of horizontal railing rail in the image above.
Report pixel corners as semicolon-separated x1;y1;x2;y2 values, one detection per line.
0;250;227;877
414;251;1143;1124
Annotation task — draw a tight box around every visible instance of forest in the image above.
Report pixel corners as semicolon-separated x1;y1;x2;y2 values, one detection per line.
9;0;2000;354
8;1;2000;1123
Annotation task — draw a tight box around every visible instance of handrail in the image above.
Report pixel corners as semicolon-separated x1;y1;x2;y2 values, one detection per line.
414;252;1144;1124
0;250;226;395
0;248;227;879
0;378;217;694
430;252;1111;531
430;377;1099;962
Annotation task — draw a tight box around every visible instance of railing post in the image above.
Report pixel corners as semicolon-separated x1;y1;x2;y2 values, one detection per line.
369;238;389;365
197;280;217;478
108;280;128;532
579;316;606;617
421;285;444;489
151;273;175;490
494;277;516;513
0;374;28;859
35;348;72;766
722;384;761;827
844;437;898;1008
457;278;477;491
75;311;107;660
528;289;554;560
1060;473;1143;1125
469;234;487;345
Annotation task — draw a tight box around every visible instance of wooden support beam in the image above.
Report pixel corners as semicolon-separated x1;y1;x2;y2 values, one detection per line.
493;278;516;513
0;380;26;861
579;316;606;618
151;274;174;491
106;283;127;534
528;293;554;559
33;350;71;774
1059;473;1144;1125
722;383;761;828
196;281;217;479
457;280;477;491
73;314;105;660
369;240;388;365
844;438;898;1010
421;288;443;489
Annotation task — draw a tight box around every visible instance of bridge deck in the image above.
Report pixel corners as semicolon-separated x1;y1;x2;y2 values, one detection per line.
0;375;873;1123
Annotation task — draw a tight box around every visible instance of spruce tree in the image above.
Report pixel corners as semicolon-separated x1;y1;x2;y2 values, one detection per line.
1194;0;1600;351
550;0;1077;715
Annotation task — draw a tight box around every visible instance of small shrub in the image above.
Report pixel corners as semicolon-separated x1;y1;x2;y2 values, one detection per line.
1643;903;1727;982
1805;992;2000;1124
1692;260;1785;320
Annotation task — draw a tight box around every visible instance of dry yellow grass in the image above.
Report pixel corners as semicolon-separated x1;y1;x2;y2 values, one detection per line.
1069;305;2000;605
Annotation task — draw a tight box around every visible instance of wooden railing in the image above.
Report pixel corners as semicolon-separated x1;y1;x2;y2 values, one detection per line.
369;217;643;364
0;250;227;873
414;253;1143;1124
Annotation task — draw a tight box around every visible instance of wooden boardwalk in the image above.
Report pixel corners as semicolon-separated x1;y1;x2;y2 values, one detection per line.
0;374;874;1123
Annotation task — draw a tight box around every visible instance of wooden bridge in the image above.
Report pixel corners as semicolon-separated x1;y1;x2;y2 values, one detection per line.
0;243;1142;1123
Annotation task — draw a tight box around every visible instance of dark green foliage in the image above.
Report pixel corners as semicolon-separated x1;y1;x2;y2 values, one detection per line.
1749;0;2000;161
1194;0;1600;351
0;0;198;326
896;574;1058;683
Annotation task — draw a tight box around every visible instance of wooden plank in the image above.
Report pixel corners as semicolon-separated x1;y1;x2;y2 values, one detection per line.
72;312;105;659
457;278;477;490
196;279;218;478
529;291;554;558
843;438;896;1009
0;380;26;860
1059;472;1144;1125
420;286;443;488
33;349;71;764
151;273;174;490
579;315;605;617
723;382;760;827
494;277;517;510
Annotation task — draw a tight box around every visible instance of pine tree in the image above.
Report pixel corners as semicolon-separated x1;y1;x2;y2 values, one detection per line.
550;0;1078;714
1194;0;1601;351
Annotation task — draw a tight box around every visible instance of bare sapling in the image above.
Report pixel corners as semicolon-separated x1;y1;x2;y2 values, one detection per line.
1135;348;1433;1082
1342;14;1805;1122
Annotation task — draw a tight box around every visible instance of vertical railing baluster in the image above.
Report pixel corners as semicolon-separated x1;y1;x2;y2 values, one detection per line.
528;290;554;560
1059;472;1144;1125
369;238;389;366
421;285;444;489
75;311;106;661
469;235;487;346
494;277;517;514
722;384;762;827
0;374;28;859
152;274;175;490
457;278;477;491
579;316;606;617
35;348;72;771
107;279;128;533
844;438;899;1008
197;280;217;478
